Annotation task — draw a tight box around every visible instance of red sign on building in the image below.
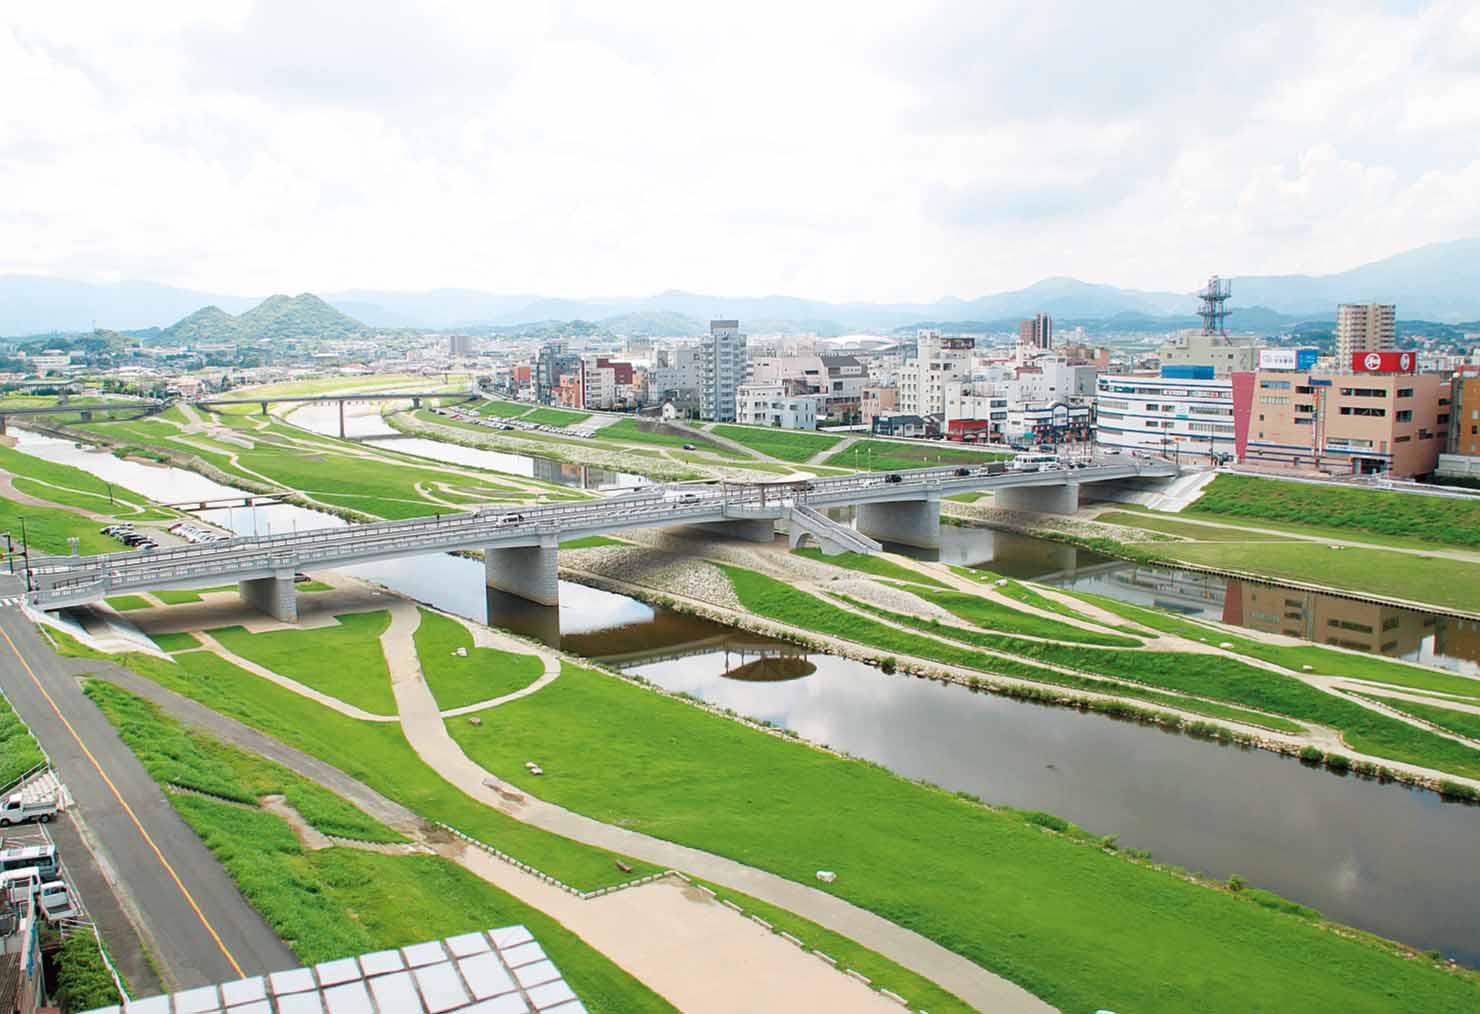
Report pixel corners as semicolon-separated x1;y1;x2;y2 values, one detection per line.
1349;351;1416;374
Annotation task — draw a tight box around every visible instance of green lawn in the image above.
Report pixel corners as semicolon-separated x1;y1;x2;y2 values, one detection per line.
150;631;201;652
596;418;735;455
0;690;44;789
413;609;545;711
86;681;402;841
560;535;625;549
107;648;659;890
209;611;397;715
1351;693;1480;742
791;547;948;587
1147;540;1480;614
907;587;1144;646
84;680;668;1011
711;425;842;463
821;439;1010;472
951;568;1146;636
474;400;533;419
1063;592;1480;701
524;407;590;427
106;594;153;611
0;441;170;520
0;491;119;555
1188;473;1480;549
1096;510;1292;542
448;662;1478;1014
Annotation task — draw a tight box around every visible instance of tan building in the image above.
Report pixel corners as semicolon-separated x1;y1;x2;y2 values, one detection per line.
1335;303;1396;362
1018;313;1052;350
860;385;898;427
1235;369;1445;476
1226;581;1434;657
1449;374;1480;456
1158;331;1260;375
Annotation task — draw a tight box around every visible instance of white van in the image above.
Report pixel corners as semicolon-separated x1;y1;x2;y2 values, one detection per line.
0;844;59;881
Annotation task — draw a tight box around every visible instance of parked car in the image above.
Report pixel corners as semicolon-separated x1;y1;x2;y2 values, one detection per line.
0;792;57;827
953;467;971;477
37;880;79;922
495;513;526;526
682;443;697;451
884;473;903;483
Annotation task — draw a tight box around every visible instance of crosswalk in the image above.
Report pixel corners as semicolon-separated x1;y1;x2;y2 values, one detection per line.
0;596;21;608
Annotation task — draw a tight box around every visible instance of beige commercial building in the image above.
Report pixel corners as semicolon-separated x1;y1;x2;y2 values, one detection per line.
1335;303;1396;362
1158;331;1260;375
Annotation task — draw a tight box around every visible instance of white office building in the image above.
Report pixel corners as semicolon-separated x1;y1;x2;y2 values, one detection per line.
1094;373;1237;456
899;333;974;416
699;320;748;421
736;383;821;430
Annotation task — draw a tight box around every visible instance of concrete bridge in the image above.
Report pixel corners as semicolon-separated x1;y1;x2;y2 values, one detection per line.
21;460;1177;621
0;400;164;433
194;389;477;437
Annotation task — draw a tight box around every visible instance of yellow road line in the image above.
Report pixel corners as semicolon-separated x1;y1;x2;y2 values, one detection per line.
0;623;244;977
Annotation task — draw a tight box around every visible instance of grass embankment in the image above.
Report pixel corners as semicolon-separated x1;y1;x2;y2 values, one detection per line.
950;567;1146;635
149;632;200;652
721;565;1303;732
0;491;120;555
210;611;397;716
449;662;1480;1014
1188;473;1480;549
839;589;1480;780
85;681;669;1012
474;400;533;419
112;647;658;890
105;595;152;611
909;587;1143;647
413;609;544;710
0;443;172;520
524;407;590;427
560;535;625;549
821;439;1010;471
1065;591;1480;702
153;585;237;605
1350;693;1480;743
596;418;735;455
710;425;841;462
1096;510;1292;542
791;547;948;588
51;932;124;1012
87;681;402;841
0;690;44;788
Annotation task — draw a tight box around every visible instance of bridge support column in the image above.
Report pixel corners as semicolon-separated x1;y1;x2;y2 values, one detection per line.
412;396;422;409
260;401;269;416
994;482;1080;515
239;570;298;622
485;536;559;606
0;416;7;435
856;495;941;550
687;519;775;543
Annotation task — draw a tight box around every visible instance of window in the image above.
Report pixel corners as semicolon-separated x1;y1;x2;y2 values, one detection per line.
1329;618;1374;634
1295;404;1314;413
1260;380;1291;390
1396;409;1412;422
1438;414;1450;424
1339;406;1386;417
1397;388;1413;398
1339;388;1386;398
1394;435;1410;443
1296;386;1315;394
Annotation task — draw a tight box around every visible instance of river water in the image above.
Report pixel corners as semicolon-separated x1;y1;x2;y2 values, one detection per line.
12;427;1480;964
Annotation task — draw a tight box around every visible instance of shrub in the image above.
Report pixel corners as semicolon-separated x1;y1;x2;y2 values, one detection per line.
53;933;124;1012
880;657;897;674
1438;780;1479;803
1227;874;1246;892
1324;753;1351;773
1023;811;1071;833
1298;746;1324;764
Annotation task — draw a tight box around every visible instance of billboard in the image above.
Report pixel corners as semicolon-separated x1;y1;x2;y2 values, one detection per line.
1350;351;1416;374
1259;348;1320;370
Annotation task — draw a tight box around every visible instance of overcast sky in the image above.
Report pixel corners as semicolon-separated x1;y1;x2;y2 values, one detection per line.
3;1;1479;302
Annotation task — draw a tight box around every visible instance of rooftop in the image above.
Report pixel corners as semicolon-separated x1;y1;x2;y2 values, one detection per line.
83;925;583;1014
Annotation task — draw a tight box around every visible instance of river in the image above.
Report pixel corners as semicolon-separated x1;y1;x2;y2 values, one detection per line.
11;427;1480;965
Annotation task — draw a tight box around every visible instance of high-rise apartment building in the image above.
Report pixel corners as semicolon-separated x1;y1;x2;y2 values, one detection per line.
1018;313;1052;349
899;333;974;416
1336;304;1396;362
699;319;748;421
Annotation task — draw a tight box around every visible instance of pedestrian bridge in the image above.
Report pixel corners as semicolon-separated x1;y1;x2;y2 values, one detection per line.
23;459;1177;619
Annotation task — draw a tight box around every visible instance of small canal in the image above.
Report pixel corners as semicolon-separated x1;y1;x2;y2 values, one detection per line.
12;428;1480;965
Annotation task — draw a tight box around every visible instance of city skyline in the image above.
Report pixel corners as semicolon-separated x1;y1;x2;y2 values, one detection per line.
3;2;1480;302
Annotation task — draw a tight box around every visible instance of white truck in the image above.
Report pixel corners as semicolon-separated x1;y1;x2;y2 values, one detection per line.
0;792;58;826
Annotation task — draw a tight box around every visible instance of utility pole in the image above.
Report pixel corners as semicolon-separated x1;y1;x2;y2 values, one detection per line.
18;517;31;591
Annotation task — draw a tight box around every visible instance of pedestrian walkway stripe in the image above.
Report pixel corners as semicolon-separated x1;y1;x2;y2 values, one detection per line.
0;623;245;978
0;597;20;608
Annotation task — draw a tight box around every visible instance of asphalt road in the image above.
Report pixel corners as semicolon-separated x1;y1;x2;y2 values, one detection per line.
0;605;297;989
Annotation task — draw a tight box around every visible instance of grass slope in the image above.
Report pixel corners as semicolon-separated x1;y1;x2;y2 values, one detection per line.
0;690;44;789
710;425;841;462
449;663;1479;1014
791;547;948;587
413;609;545;711
821;439;1010;471
210;611;397;715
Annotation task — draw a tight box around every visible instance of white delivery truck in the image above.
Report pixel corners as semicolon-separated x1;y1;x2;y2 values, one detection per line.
0;792;58;826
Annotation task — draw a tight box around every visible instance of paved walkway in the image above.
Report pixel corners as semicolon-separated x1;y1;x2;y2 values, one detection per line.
0;607;297;989
379;598;1051;1013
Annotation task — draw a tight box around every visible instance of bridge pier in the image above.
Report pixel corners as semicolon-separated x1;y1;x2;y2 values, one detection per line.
239;571;298;622
687;519;775;543
485;537;559;606
0;415;7;435
412;396;422;409
856;495;941;550
994;482;1080;515
260;401;269;416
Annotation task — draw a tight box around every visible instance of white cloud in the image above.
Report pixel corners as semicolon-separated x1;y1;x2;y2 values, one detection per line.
0;1;1477;303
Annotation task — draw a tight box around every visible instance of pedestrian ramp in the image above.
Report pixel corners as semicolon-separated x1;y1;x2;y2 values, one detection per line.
7;766;73;811
786;505;882;556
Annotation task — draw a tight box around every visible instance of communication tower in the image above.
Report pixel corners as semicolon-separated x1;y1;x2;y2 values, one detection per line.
1197;275;1231;336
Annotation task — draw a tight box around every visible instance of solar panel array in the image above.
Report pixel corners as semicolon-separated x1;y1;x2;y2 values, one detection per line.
83;925;585;1014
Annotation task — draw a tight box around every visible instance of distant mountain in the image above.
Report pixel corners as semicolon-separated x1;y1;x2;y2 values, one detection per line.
159;294;371;344
0;275;257;336
5;236;1478;337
